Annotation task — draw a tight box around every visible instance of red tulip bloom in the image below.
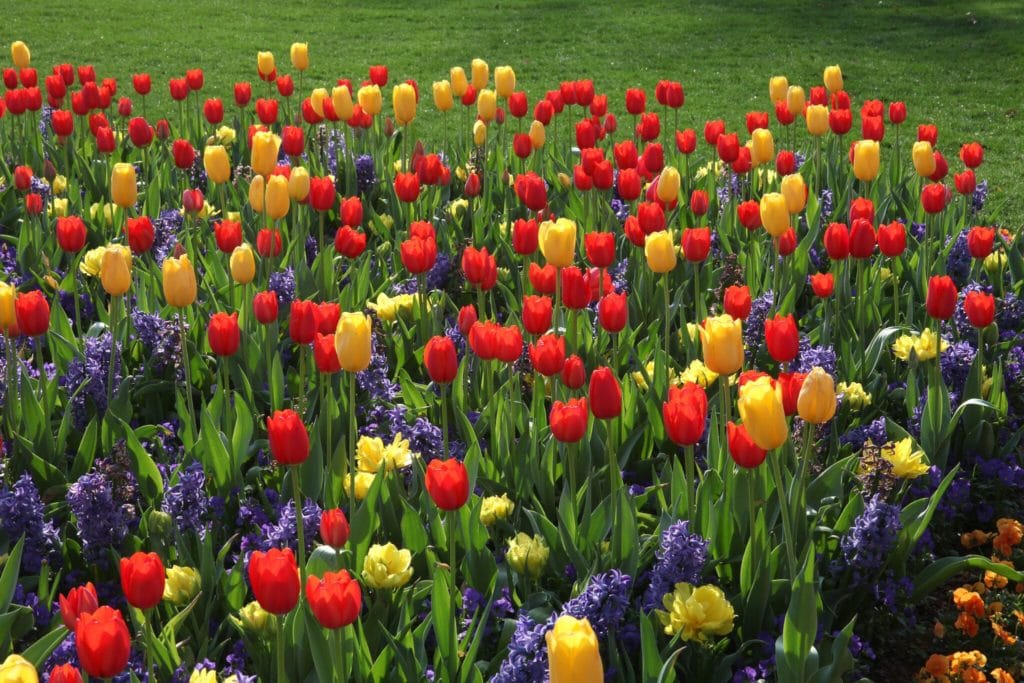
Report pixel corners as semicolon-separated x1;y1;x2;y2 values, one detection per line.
529;262;556;294
512;133;532;159
316;302;341;335
462;246;497;290
51;109;74;137
561;267;590;309
256;229;283;257
689;190;709;218
926;276;958;321
727;422;767;468
289;300;319;345
715;132;739;163
267;409;310;466
637;202;665;234
495;325;523;363
560;354;586;389
369;65;388;87
75;606;131;679
253;291;279;325
59;582;99;631
723;285;751;320
861;115;884;141
203;97;223;124
314;333;341;374
276;75;294;97
575;118;597;149
255;98;278;124
954;170;976;196
208;312;240;357
120;551;165;610
597;292;628;333
775;150;796;176
306;570;362;629
126;116;153;148
588;367;622;419
676;128;697;155
849;219;876;259
964;291;995;329
967;227;995;259
809;273;834;298
641;142;664;174
464;172;481;197
960;142;984;169
507;91;528;118
456;305;477;337
468;321;499;361
169;77;188;101
210;220;241;254
765;314;799;363
877;221;906;258
550;398;588;442
617;168;642;201
823;222;850;260
584;232;615;268
663;383;708;446
888;101;907;124
249;547;300;614
132;73;151;95
624;88;646;115
334;226;367;258
918;124;938;145
929;151;949;182
534;98;554;124
15;290;49;337
737;200;761;230
777;227;797;257
48;664;83;683
514;172;547;212
746;111;769;134
529;333;565;376
828;109;852;135
424;335;459;383
172;138;195;169
682;228;711;263
636;112;660;142
400;233;437;274
613;140;638;169
394;172;421;203
182;188;204;215
512;218;539;255
921;183;947;214
701;120;724;147
522;295;553;336
320;509;350;548
574;79;595;107
232;81;252;107
778;371;808;416
55;216;87;253
425;458;470;510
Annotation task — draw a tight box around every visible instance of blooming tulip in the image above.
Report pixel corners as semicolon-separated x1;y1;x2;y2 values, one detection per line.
663;383;708;446
644;231;676;273
425;458;470;510
699;315;743;376
75;607;131;679
727;422;766;468
249;548;300;614
926;276;958;320
546;615;603;683
305;570;361;629
162;254;196;307
335;312;372;372
737;376;788;450
797;367;836;424
120;552;165;610
550;398;588;443
267;409;310;466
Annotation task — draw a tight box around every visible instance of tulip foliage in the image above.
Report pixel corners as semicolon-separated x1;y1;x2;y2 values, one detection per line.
1;41;1023;683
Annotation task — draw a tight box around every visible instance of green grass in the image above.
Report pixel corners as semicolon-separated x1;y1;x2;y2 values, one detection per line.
6;0;1023;219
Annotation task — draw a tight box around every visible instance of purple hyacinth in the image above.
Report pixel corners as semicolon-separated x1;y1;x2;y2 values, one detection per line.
944;229;972;287
131;309;182;374
268;267;296;307
355;154;377;194
743;291;774;362
161;461;209;536
840;417;887;451
59;331;123;429
67;471;130;562
0;474;61;572
642;520;709;611
152;209;182;265
836;495;901;583
794;337;837;377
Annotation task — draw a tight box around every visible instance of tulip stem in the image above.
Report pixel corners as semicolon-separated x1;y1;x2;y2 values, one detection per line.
448;508;460;682
292;465;306;584
768;449;797;580
178;313;196;440
106;295;119;410
441;383;449;461
790;420;814;555
684;444;696;524
144;608;156;683
348;372;357;517
276;614;286;681
662;273;671;399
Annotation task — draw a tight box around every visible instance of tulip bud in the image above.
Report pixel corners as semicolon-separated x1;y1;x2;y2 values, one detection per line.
477;88;497;122
250;131;281;177
699;314;744;376
912;140;936;177
546;616;603;683
853;140;880;182
100;245;132;296
786;85;806;115
288;166;310;201
644;230;677;273
11;40;30;69
257;51;275;80
230;244;256;285
203;144;230;184
806;104;828;136
392;83;417;126
248;174;265;213
657;166;681;204
759;193;790;238
780;174;807;215
823;65;843;93
330;85;354;121
357;84;382;116
797;367;837;424
750;128;774;166
538;218;577;268
529;119;545;149
769;75;788;103
471;58;489;90
290;42;309;71
335;312;372;372
162;253;197;307
473;120;487;146
110;163;137;208
738;376;788;450
265;175;290;220
432;80;454;112
495;65;515;98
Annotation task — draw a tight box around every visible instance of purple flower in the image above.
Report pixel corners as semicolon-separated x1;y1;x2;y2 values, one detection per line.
268;267;296;307
0;474;61;572
60;332;123;429
836;495;901;583
67;471;130;562
642;520;709;611
162;461;209;536
356;154;377;194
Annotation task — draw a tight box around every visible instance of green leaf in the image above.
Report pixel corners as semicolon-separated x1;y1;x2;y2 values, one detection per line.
0;537;24;613
21;624;69;669
109;414;164;500
776;548;819;683
911;555;1024;602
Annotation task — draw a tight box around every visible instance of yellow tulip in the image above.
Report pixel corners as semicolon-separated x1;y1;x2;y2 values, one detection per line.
738;375;788;450
797;367;837;424
881;438;930;479
288;166;310;202
780;174;807;214
290;42;309;71
52;175;67;195
479;494;515;526
506;533;549;578
357;85;382;116
786;85;806;115
471;58;489;90
657;166;681;204
309;87;328;117
10;41;30;69
699;314;743;376
248;174;265;214
912;141;936;177
48;197;68;218
238;601;272;635
162;253;196;307
759;193;790;237
0;654;37;683
163;565;201;606
805;104;828;137
495;65;516;98
546;616;604;683
823;65;843;93
100;245;132;296
110;163;137;208
361;542;413;590
331;85;354;121
750;128;774;166
853;140;880;182
473;120;487;146
203;145;230;184
250;132;281;178
538;218;577;268
392;83;417;126
769;75;789;103
432;80;454;112
257;51;275;80
335;311;372;372
230;244;256;285
0;282;16;332
656;583;735;642
265;175;290;220
344;471;376;501
644;231;677;273
529;120;546;149
477;88;497;122
450;66;469;97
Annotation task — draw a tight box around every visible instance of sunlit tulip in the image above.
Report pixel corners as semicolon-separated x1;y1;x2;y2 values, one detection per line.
432;80;453;112
392;83;417;125
546;616;603;683
477;88;497;122
162;253;196;307
335;312;372;372
450;66;468;96
699;314;743;376
110;163;137;208
750;128;774;166
780;174;806;214
11;41;31;69
823;65;843;93
290;42;309;71
470;58;489;90
203;145;230;184
265;175;290;220
644;230;676;273
230;244;256;285
759;193;790;238
495;65;515;98
357;85;382;116
257;51;275;80
250;131;281;177
852;140;880;181
806;104;828;136
473;119;487;146
912;140;936;177
797;366;837;424
100;245;132;297
737;376;788;450
538;218;577;268
769;75;788;103
657;166;681;204
331;85;354;120
288;166;310;201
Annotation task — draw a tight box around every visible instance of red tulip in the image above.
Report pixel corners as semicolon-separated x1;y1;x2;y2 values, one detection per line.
316;302;341;335
59;582;99;631
598;292;628;333
468;321;499;361
514;172;547;212
172;138;195;169
960;142;984;169
75;606;131;679
534;98;554;124
169;77;188;101
964;291;995;329
560;354;586;389
132;73;151;95
888;101;907;124
320;509;350;548
234;82;252;106
929;151;949;182
778;371;808;416
926;276;958;321
968;227;995;259
267;409;310;465
828;109;852;135
253;291;279;324
255;98;278;124
55;216;87;253
682;228;711;263
823;222;850;260
549;398;588;442
424;335;459;383
616;168;641;201
727;422;767;468
457;305;477;336
182;188;204;215
15;290;49;337
715;132;739;163
185;68;204;91
369;65;388;86
588;367;622;419
954;170;976;196
495;325;523;363
313;333;341;374
723;285;751;320
51;109;74;137
400;234;437;275
529;334;565;376
918;124;938;145
203;97;223;124
334;226;367;258
528;262;556;294
249;547;300;614
689;190;709;217
461;246;497;291
637;202;665;234
522;295;553;336
746;111;770;134
877;221;906;258
306;570;362;629
861;115;884;141
210;220;241;254
208;312;240;357
48;663;83;683
276;75;294;97
425;458;470;510
662;383;708;446
641;142;664;174
636;112;660;141
765;314;799;363
775;150;796;176
584;232;615;268
289;300;319;345
119;551;165;610
921;183;947;214
394;172;421;203
703;119;724;146
849;219;876;259
737;200;761;230
256;229;283;257
512;218;538;256
676;128;697;155
777;228;797;257
561;267;590;310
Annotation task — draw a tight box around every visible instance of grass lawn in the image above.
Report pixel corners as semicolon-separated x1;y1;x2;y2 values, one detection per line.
6;0;1023;220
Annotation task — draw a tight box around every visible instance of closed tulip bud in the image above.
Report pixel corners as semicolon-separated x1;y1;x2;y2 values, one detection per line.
432;80;453;112
769;75;789;103
723;285;752;320
728;422;767;468
529;119;545;149
644;230;676;273
251;131;281;177
798;366;837;424
248;174;265;213
335;312;372;372
290;42;309;71
780;174;807;214
471;58;489;90
663;383;709;446
120;551;165;610
357;84;382;116
657;166;681;204
0;282;17;335
538;217;577;268
265;175;290;220
912;140;936;177
473;119;487;146
786;85;806;115
738;376;787;450
964;291;995;329
257;51;275;80
56;216;87;253
806;104;828;136
425;458;470;510
110;163;137;208
326;85;352;121
759;193;790;238
561;354;587;389
230;244;256;285
588;367;622;419
158;253;194;307
424;335;459;383
448;66;468;96
750;128;774;166
253;290;278;324
546;615;603;683
491;64;515;98
11;40;30;69
765;314;799;363
699;314;744;376
203;144;230;184
926;275;958;320
852;140;880;181
477;88;497;122
99;245;132;297
287;166;310;201
392;83;417;126
823;65;843;93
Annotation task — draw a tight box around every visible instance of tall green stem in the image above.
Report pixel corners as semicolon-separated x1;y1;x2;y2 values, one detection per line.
292;466;306;583
768;450;797;580
447;508;459;682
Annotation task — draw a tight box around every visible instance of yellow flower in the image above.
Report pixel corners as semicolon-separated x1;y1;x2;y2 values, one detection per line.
10;41;30;69
480;494;515;526
769;75;789;103
0;654;37;683
750;128;774;167
632;361;675;392
806;105;828;137
362;543;413;590
163;565;201;605
203;145;231;184
265;175;290;220
287;166;310;202
0;282;15;332
257;51;275;79
450;66;469;97
100;244;133;296
357;435;388;473
891;334;915;362
189;668;217;683
52;175;67;195
786;85;806;114
432;80;454;112
473;120;488;146
539;217;577;268
780;174;807;214
699;314;744;376
837;382;871;411
823;65;843;93
48;197;68;217
344;472;375;501
290;42;309;71
248;174;265;214
471;58;489;90
881;438;929;479
984;251;1007;275
797;367;837;424
494;65;516;98
546;616;603;683
853;140;880;182
529;119;546;149
332;85;354;121
738;375;788;451
759;192;790;237
250;132;282;177
477;88;497;122
238;600;272;635
912;141;936;177
506;533;549;578
111;162;137;208
657;166;681;204
215;126;236;145
357;85;382;116
80;246;106;277
230;244;256;285
162;253;197;307
913;327;947;361
449;198;469;218
656;582;735;642
392;83;417;126
678;359;718;388
644;230;677;273
366;292;417;322
85;203;111;226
